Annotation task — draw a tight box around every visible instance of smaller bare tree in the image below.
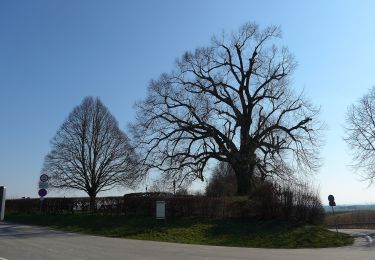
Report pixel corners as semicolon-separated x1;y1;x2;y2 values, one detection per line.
345;86;375;184
42;97;140;210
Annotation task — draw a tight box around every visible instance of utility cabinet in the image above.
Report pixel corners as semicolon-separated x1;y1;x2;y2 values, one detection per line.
156;201;166;219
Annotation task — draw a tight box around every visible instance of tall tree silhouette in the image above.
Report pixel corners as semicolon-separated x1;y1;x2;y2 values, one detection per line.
43;97;139;209
132;23;322;195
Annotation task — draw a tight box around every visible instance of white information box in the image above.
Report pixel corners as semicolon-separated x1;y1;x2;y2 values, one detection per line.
156;201;166;219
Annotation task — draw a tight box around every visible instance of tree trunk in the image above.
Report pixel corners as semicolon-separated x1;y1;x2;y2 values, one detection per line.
88;192;97;212
233;161;256;196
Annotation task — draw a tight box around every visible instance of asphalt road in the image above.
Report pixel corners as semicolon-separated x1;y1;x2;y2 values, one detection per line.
1;222;375;260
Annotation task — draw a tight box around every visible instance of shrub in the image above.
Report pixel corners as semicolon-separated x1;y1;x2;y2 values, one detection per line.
251;181;324;224
206;162;237;197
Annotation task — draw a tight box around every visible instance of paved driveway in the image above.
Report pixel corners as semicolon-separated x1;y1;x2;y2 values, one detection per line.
0;222;375;260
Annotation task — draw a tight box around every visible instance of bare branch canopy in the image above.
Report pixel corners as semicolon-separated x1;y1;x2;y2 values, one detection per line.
131;22;323;195
43;97;140;208
345;86;375;185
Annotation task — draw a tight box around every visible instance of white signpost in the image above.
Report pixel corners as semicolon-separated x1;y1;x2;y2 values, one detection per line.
38;174;49;212
38;173;49;197
0;186;6;221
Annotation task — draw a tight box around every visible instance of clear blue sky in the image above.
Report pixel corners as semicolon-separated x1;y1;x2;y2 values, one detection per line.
1;0;375;204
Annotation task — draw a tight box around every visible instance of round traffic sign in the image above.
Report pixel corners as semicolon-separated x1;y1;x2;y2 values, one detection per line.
38;188;47;197
328;194;335;202
40;174;49;182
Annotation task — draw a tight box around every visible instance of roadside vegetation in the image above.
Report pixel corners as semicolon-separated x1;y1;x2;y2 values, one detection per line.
6;214;352;248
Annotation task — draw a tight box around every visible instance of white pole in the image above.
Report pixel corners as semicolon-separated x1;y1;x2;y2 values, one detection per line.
0;186;6;221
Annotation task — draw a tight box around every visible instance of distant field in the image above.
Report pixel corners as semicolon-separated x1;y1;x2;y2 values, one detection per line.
325;209;375;228
6;214;353;248
323;204;375;213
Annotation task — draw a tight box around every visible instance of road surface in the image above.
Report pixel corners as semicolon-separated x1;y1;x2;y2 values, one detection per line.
0;222;375;260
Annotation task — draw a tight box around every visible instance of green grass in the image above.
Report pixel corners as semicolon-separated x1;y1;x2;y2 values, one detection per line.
5;213;353;248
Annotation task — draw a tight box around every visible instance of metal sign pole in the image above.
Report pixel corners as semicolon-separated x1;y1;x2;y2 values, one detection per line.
328;194;338;237
38;174;49;214
40;198;44;214
0;186;6;221
331;206;338;236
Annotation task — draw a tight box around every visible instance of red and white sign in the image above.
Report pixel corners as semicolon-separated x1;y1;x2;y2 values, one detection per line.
40;174;49;183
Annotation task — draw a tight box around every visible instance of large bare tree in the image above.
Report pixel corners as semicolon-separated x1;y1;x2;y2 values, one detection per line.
43;97;139;209
345;86;375;184
131;23;322;195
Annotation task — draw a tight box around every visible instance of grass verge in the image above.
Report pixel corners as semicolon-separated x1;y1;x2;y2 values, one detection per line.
5;213;353;248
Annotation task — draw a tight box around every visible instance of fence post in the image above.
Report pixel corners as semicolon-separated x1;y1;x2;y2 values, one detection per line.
0;186;6;221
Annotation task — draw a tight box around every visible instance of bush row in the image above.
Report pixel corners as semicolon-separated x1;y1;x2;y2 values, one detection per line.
6;188;324;224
